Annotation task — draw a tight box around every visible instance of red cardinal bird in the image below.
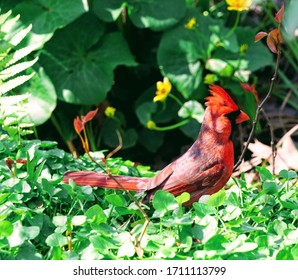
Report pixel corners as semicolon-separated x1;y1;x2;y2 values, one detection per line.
63;85;249;206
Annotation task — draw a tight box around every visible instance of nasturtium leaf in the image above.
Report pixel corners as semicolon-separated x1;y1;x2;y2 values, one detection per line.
93;0;124;22
158;9;218;98
136;102;157;126
93;0;186;31
101;118;138;149
13;0;88;47
128;0;186;31
138;129;165;153
179;119;201;140
41;13;136;104
246;42;274;71
22;67;57;126
178;100;204;122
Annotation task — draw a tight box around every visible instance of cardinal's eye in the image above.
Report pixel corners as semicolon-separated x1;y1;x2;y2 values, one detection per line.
224;110;241;123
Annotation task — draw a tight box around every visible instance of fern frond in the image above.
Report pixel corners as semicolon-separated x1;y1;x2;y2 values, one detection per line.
0;44;36;69
10;24;32;46
1;14;20;33
0;73;35;95
0;10;12;26
0;93;30;106
0;57;38;80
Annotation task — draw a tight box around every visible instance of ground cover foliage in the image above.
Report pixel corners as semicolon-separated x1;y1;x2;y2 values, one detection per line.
0;136;297;260
0;0;297;260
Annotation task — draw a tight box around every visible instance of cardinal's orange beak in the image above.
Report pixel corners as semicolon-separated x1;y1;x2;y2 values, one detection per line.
236;110;250;124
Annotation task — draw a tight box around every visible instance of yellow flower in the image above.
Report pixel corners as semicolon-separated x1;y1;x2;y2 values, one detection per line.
226;0;252;11
146;120;157;130
184;17;197;29
240;43;248;54
154;77;172;102
104;106;116;118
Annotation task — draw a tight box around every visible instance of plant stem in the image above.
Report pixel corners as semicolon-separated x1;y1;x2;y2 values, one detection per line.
233;50;281;170
153;119;190;131
223;11;241;41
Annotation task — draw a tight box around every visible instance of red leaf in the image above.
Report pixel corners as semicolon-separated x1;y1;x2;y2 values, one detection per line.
255;31;268;42
266;35;278;54
74;116;84;134
82;108;98;123
240;83;259;103
16;159;27;164
274;3;284;23
6;158;14;170
266;29;283;54
270;28;283;43
240;83;257;95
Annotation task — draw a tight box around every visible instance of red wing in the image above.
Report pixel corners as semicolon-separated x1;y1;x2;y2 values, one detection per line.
148;158;227;196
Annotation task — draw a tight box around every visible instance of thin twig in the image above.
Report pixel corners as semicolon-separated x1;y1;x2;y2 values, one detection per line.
106;129;123;159
261;109;276;174
233;50;281;171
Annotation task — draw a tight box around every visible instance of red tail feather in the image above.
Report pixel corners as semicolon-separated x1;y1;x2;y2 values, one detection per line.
63;171;150;191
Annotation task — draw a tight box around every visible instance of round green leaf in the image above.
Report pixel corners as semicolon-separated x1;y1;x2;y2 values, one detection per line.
138;129;165;153
193;202;216;218
14;0;88;47
93;0;186;31
128;0;186;31
85;205;107;224
46;233;68;247
135;102;157;126
52;216;67;227
41;13;137;104
158;9;215;98
276;247;294;260
93;0;124;22
178;100;204;122
101;118;138;149
106;194;126;207
152;190;179;212
71;215;86;226
206;189;226;207
25;67;57;126
175;192;190;205
0;220;13;237
262;181;278;194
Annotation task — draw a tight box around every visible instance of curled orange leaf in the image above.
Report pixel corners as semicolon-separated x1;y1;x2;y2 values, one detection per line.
255;31;268;42
274;3;284;23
